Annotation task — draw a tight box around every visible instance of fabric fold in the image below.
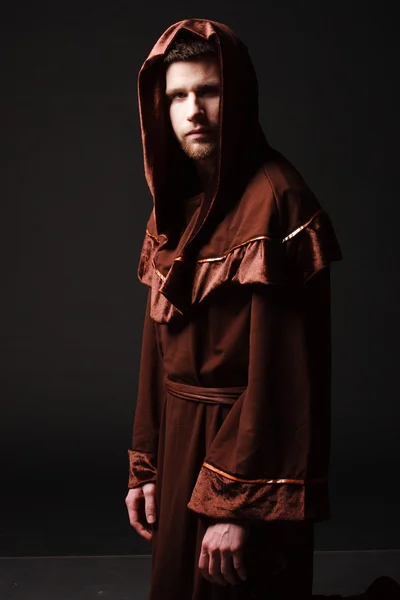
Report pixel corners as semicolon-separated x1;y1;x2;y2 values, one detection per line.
127;289;166;487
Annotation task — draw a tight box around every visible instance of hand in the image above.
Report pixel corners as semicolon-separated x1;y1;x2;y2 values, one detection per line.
125;482;156;542
199;522;249;586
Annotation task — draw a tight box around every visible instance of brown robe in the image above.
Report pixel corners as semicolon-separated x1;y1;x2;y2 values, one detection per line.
128;18;343;600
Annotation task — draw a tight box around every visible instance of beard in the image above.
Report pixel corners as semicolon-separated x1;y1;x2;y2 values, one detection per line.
179;135;217;160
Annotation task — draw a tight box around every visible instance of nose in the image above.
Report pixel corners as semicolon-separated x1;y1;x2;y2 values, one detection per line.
186;92;204;121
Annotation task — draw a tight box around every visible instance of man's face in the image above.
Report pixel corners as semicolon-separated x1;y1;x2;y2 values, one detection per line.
165;57;221;161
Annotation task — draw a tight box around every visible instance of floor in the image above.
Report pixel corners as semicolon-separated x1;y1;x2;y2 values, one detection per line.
0;551;400;599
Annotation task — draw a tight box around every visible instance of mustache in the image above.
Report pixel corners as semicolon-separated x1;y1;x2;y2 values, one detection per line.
185;126;217;136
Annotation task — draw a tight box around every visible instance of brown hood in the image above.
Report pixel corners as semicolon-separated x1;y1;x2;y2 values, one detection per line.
137;19;343;323
138;19;272;313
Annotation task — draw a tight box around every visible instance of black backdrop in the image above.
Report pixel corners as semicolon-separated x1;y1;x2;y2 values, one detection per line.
1;1;399;556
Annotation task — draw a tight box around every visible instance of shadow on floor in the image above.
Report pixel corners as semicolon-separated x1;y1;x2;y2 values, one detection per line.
0;552;399;600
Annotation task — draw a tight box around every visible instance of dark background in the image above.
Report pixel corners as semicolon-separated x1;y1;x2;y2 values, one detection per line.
1;1;399;556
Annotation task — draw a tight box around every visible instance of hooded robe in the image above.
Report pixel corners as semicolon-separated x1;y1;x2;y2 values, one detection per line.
127;18;343;600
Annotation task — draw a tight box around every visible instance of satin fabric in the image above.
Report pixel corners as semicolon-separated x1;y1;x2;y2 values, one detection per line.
128;17;343;600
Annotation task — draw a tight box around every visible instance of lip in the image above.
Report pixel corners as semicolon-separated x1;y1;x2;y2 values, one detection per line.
187;129;211;136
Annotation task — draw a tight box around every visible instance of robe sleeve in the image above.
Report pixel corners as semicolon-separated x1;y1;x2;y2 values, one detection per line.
127;289;165;489
187;265;334;522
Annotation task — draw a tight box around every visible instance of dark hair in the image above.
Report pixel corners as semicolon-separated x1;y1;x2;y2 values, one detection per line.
163;32;217;65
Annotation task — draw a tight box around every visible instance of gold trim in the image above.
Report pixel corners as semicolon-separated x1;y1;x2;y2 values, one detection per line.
281;209;322;243
172;210;322;264
203;462;328;485
196;235;274;264
173;234;273;264
146;229;160;243
152;258;166;281
146;209;322;270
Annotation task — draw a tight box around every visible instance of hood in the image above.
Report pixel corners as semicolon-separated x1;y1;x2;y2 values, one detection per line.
138;19;271;313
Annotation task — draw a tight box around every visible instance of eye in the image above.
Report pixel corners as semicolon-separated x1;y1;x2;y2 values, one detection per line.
199;85;220;96
170;92;186;101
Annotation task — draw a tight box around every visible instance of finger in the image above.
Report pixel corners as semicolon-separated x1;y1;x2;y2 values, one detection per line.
127;498;147;530
198;547;212;582
143;490;157;524
131;520;152;542
221;552;241;586
126;500;140;529
233;549;248;582
126;497;152;541
209;551;228;586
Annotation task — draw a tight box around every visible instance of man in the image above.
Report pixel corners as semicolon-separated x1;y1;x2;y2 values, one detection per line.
125;19;342;600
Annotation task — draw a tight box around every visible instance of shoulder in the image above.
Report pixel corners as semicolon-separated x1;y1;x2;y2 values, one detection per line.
234;150;322;241
260;150;312;198
261;151;322;236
